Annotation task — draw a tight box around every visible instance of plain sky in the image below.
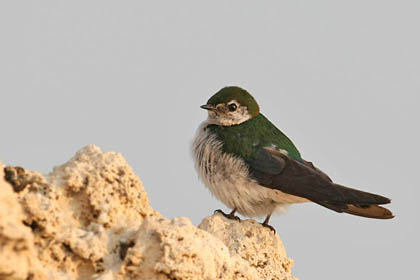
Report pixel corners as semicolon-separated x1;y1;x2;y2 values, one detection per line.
1;1;419;279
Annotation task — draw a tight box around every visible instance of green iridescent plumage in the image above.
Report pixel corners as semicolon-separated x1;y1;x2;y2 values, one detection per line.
207;87;260;118
206;114;302;161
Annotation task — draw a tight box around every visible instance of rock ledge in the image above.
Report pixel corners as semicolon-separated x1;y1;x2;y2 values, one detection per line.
0;145;296;280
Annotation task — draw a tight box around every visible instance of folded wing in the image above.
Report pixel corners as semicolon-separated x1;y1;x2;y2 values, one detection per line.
245;147;394;219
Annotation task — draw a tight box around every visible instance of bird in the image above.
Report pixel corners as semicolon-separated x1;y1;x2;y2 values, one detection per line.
192;86;394;231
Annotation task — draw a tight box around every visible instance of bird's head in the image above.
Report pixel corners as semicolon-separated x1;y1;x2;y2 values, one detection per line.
201;86;260;126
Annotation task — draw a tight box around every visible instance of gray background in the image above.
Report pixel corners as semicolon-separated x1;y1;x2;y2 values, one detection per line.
1;1;419;279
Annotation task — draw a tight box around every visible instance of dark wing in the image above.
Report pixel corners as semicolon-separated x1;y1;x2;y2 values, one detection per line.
245;147;394;219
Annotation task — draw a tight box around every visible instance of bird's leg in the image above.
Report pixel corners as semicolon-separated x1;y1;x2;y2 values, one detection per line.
261;213;276;233
214;208;241;221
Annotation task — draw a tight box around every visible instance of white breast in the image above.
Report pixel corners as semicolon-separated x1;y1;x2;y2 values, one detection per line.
191;122;305;218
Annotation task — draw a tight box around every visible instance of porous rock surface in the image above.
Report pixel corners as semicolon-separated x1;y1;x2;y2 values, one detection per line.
0;145;296;280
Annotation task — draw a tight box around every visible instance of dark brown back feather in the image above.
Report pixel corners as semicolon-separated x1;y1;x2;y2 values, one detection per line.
246;147;394;219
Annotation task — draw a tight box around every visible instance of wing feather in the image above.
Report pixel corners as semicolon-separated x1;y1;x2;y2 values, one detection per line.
245;147;393;219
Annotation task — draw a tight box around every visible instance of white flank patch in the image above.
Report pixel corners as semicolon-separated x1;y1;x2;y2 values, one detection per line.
191;121;307;218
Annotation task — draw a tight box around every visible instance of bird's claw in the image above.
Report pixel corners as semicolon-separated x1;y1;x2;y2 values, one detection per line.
261;222;276;233
214;209;241;221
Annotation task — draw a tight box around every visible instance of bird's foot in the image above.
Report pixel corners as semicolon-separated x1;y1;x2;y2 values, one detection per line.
261;222;276;233
214;209;241;221
261;214;276;233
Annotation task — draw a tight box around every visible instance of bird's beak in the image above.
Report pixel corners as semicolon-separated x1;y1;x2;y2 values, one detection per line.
200;104;216;111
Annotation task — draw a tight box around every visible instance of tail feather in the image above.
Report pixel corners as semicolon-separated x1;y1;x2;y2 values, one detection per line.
328;183;391;205
314;183;394;219
345;204;394;219
317;201;394;219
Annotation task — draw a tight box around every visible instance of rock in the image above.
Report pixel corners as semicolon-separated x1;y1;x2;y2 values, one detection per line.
0;145;296;280
199;215;295;279
0;163;41;280
123;217;233;279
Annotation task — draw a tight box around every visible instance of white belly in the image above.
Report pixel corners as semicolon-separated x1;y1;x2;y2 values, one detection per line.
192;122;306;218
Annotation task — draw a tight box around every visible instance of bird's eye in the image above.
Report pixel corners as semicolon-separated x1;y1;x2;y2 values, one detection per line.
228;103;237;112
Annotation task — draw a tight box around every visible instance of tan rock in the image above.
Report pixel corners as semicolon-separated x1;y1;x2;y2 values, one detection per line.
199;214;295;280
0;163;37;280
0;145;296;280
122;216;232;280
